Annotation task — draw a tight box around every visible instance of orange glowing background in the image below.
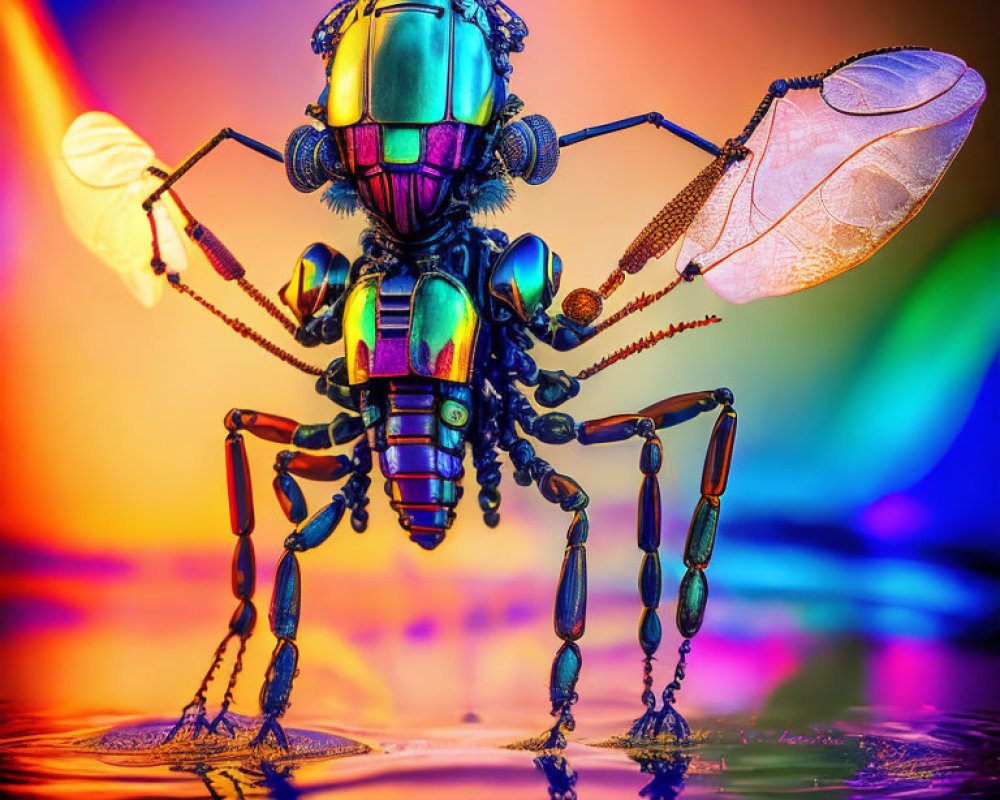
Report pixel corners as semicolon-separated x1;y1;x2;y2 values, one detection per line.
1;0;997;739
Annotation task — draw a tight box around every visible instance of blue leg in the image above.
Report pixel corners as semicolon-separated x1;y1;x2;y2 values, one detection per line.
656;395;736;740
165;410;367;747
250;486;352;750
210;440;368;739
575;389;736;744
507;437;590;750
629;432;666;741
534;753;578;800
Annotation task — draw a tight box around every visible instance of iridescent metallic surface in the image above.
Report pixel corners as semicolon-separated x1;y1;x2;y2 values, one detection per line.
279;243;350;324
490;234;561;322
318;0;505;237
334;121;477;236
325;6;367;127
56;0;985;758
370;0;451;124
326;0;497;128
450;11;496;125
382;126;422;164
677;568;708;639
409;273;479;382
379;381;471;550
341;274;378;385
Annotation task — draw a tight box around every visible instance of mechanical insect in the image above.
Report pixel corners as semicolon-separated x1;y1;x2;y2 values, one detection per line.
59;1;985;751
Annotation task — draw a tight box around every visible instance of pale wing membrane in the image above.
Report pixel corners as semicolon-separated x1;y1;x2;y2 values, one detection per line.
677;50;986;304
62;111;156;188
59;112;187;306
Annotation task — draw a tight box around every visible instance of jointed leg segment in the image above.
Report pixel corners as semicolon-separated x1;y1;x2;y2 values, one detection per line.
165;408;369;748
253;440;372;748
165;429;258;742
504;432;590;751
571;388;737;742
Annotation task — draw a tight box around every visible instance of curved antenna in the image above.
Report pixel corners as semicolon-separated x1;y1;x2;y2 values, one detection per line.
144;201;324;378
168;277;324;378
560;141;747;327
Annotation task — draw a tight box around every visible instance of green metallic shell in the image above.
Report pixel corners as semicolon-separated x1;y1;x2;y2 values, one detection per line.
383;126;423;164
327;0;498;128
490;234;562;323
440;399;470;428
676;568;709;638
409;272;480;382
684;497;720;568
371;1;450;124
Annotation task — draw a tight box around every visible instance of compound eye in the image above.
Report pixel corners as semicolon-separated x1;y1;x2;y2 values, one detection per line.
285;126;340;193
496;115;560;185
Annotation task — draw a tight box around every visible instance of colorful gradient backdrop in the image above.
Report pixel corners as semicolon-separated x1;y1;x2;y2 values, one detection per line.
1;0;997;737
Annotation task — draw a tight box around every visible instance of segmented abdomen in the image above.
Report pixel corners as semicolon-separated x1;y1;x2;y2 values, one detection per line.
375;380;473;550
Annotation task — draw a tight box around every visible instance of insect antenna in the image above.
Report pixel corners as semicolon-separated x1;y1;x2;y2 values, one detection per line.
144;178;323;378
166;276;324;377
560;140;747;327
147;167;300;335
575;315;722;381
587;275;686;337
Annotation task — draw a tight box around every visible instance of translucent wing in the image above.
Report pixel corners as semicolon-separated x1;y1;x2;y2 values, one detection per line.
59;111;187;306
676;50;986;304
62;111;156;188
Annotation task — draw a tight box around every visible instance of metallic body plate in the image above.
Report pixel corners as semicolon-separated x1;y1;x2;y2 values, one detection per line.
326;0;497;127
409;272;480;382
342;275;379;385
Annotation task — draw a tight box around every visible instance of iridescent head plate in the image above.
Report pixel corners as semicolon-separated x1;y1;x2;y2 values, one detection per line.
311;0;527;129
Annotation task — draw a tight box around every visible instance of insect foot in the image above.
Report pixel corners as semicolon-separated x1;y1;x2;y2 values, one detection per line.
207;709;238;738
163;701;215;744
250;714;290;752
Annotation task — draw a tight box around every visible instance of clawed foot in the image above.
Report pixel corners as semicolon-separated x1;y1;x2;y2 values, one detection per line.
628;707;660;741
506;716;573;753
626;703;691;746
163;702;215;744
250;715;289;751
654;703;691;743
163;703;243;744
540;721;567;752
207;709;238;738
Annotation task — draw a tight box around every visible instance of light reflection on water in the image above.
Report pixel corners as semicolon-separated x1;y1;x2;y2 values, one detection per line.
1;710;997;799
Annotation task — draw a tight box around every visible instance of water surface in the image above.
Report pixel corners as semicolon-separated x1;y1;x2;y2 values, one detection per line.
2;710;997;798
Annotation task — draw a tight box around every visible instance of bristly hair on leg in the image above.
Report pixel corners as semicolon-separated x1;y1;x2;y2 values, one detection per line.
576;316;723;380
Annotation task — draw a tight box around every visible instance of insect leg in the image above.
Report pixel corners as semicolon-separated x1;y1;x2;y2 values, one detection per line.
635;435;667;740
165;409;364;742
249;493;347;751
344;439;374;533
506;435;589;750
501;324;581;409
657;394;736;740
574;388;735;743
142;129;282;214
251;441;369;750
559;112;722;156
164;429;258;743
226;408;364;450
